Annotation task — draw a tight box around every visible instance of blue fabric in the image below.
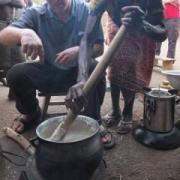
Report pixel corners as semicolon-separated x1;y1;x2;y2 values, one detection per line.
11;0;104;70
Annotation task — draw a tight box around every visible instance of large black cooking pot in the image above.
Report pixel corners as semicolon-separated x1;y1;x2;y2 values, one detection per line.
31;115;103;180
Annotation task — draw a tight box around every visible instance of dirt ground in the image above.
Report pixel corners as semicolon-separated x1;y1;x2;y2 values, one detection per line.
1;70;180;180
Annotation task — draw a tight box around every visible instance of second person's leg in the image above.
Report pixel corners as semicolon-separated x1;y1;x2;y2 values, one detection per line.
117;88;135;134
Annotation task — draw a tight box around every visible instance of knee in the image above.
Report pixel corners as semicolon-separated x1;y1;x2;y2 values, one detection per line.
6;63;27;87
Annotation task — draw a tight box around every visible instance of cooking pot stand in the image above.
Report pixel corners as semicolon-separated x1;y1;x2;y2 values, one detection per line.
20;156;107;180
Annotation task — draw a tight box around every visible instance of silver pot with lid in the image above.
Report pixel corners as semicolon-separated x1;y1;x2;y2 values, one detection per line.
144;88;175;133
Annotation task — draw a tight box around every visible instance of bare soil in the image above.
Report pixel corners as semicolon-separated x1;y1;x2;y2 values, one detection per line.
0;71;180;180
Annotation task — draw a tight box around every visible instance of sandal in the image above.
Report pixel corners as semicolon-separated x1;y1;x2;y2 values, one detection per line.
117;120;132;135
100;129;116;150
12;108;41;133
102;113;121;127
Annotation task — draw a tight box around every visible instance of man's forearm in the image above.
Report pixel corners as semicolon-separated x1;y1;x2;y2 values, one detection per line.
0;26;22;46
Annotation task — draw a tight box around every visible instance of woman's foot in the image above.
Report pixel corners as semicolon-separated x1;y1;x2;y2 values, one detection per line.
99;125;116;150
11;107;41;133
102;111;121;127
116;115;133;135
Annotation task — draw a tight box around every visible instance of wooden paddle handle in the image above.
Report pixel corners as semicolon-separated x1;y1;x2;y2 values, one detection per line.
83;25;127;95
50;25;127;141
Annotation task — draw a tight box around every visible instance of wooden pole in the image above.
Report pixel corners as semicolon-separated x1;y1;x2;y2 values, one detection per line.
2;127;35;155
50;25;127;141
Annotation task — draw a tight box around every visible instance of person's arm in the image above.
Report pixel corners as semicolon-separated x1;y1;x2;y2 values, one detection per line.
65;0;106;112
118;4;167;42
142;20;167;42
0;26;44;60
141;0;167;42
76;0;107;83
0;26;23;46
0;8;44;60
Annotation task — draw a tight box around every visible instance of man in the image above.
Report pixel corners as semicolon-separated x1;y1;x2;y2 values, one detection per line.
66;0;167;134
0;0;108;145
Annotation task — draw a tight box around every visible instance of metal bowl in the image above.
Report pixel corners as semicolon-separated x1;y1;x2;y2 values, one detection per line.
162;70;180;90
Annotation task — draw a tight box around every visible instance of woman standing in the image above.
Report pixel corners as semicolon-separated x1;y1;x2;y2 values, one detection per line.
70;0;167;135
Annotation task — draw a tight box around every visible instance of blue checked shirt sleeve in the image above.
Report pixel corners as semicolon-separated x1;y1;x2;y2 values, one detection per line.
10;8;36;30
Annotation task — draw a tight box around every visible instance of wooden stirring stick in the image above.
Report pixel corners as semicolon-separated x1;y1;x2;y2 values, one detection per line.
49;25;127;141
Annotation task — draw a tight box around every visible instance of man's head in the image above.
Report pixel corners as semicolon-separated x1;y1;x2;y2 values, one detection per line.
46;0;71;16
47;0;68;8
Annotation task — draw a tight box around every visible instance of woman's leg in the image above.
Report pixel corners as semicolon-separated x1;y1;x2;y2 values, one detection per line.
110;82;121;116
103;82;121;127
117;88;135;134
165;19;179;59
121;88;135;121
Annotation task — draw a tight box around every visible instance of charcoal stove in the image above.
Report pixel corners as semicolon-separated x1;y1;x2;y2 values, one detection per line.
133;88;180;150
19;115;107;180
19;156;107;180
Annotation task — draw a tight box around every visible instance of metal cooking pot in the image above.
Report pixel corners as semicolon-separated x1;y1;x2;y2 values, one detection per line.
144;88;175;132
31;115;103;180
162;70;180;90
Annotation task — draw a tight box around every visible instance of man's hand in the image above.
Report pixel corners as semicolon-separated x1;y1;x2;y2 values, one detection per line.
121;6;145;30
65;81;87;113
55;46;79;64
21;29;44;62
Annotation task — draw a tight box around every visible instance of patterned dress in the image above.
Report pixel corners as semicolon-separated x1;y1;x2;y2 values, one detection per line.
106;15;156;93
88;0;164;93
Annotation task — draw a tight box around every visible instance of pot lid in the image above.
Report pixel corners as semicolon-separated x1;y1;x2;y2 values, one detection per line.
146;88;173;98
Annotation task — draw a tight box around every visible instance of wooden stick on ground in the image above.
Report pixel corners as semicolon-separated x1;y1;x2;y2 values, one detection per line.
2;127;35;155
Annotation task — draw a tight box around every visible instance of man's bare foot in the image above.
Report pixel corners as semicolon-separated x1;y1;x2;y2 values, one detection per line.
12;108;41;133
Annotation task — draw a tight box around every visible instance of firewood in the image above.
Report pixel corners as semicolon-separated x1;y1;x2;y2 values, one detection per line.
2;127;35;155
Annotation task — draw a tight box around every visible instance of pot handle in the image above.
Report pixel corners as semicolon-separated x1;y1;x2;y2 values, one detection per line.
143;87;151;93
30;137;39;148
168;89;177;95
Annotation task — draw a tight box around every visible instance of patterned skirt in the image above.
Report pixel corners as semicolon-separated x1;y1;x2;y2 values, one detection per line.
106;17;156;92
